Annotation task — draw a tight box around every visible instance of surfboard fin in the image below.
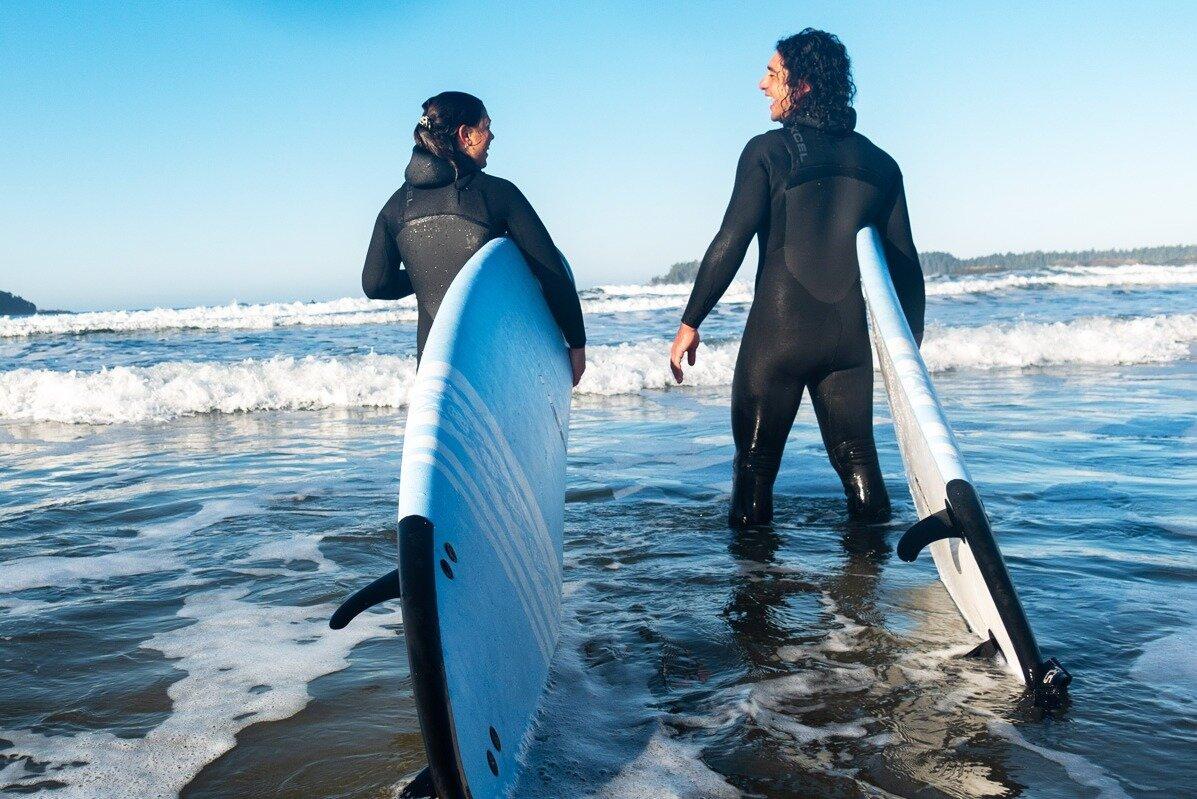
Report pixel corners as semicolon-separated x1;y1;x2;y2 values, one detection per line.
329;569;401;629
897;508;957;562
963;636;1000;660
397;766;439;798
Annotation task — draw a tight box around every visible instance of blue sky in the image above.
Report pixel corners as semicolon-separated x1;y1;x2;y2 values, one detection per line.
2;1;1194;311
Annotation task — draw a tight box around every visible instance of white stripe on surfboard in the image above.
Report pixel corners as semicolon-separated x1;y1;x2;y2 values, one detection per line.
404;445;558;663
423;362;563;571
404;362;562;662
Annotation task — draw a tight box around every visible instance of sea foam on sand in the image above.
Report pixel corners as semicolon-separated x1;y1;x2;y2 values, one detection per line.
0;591;394;799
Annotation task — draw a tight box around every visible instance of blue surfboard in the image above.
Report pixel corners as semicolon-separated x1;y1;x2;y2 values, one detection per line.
397;238;571;797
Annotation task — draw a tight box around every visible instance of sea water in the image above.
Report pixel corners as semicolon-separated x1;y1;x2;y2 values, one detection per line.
0;263;1194;798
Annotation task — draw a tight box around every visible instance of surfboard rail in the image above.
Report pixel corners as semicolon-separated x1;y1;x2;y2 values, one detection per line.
857;226;1070;708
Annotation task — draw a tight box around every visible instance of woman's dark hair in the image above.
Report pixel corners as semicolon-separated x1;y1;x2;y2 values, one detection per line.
775;29;855;130
413;91;487;163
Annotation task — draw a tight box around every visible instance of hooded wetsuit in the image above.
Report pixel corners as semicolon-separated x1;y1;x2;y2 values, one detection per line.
362;148;586;357
681;111;924;527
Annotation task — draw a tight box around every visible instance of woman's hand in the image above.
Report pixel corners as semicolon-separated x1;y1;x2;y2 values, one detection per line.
569;347;586;387
669;324;700;383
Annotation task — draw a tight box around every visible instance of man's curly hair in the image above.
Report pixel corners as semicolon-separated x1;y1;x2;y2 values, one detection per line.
776;29;856;130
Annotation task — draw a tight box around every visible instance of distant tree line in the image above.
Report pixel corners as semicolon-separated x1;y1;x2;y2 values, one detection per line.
0;290;36;316
650;260;702;285
918;244;1197;276
652;244;1197;283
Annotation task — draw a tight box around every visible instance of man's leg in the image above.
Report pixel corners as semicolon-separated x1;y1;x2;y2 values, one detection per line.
809;363;891;523
729;343;805;528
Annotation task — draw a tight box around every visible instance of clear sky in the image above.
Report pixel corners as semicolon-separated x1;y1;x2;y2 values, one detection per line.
2;1;1194;311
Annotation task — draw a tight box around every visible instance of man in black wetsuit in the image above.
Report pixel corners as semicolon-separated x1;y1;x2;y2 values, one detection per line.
669;29;925;528
362;92;587;383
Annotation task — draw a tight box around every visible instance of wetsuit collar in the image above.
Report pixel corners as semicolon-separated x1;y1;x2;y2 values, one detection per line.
404;147;480;189
785;107;857;134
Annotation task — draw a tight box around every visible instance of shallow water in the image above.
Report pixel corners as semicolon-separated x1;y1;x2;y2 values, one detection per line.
1;266;1195;798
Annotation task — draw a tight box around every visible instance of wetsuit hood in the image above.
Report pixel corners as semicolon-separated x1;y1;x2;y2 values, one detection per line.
404;147;479;189
785;107;857;134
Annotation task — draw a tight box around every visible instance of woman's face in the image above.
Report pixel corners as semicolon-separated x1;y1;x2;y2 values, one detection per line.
458;115;494;168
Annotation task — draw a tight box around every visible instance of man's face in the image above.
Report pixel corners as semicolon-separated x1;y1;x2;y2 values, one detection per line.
760;51;789;121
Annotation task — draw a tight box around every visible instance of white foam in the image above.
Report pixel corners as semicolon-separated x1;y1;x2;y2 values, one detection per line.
0;500;254;594
580;282;754;315
2;314;1192;424
986;719;1132;799
1130;626;1197;695
920;313;1197;372
0;353;416;424
0;283;752;339
925;262;1197;297
640;263;1197;303
587;283;709;298
0;551;180;593
0;297;419;338
576;313;1196;394
7;263;1195;339
0;597;55;615
575;340;742;395
140;499;260;541
582;289;753;315
0;590;394;799
245;533;337;573
589;728;741;799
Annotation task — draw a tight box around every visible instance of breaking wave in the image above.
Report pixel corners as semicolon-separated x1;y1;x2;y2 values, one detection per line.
1;314;1191;425
0;297;420;338
923;262;1197;297
5;263;1193;338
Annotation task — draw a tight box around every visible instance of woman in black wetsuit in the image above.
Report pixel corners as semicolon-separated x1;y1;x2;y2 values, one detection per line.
669;30;925;528
362;91;587;384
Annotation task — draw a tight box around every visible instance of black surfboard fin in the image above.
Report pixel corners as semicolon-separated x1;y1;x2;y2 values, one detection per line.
963;636;1000;660
897;507;958;562
397;766;439;798
329;569;401;629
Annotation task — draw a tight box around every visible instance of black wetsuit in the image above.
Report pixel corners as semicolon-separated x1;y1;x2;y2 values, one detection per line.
362;148;586;356
681;111;924;527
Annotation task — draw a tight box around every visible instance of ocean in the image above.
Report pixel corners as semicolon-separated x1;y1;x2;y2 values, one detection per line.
1;262;1194;798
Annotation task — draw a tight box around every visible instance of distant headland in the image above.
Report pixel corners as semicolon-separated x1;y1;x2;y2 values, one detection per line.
1;290;37;316
651;243;1197;284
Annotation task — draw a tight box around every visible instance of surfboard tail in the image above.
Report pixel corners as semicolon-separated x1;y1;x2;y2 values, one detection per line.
398;514;470;799
898;479;1071;707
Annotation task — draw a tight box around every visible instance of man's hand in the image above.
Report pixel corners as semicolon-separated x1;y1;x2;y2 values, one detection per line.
569;347;586;387
669;324;700;383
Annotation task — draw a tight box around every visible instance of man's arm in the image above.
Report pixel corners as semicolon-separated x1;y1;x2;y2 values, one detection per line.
680;137;770;329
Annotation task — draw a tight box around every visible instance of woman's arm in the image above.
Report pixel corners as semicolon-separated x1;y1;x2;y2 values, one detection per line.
361;211;414;300
880;174;925;344
680;137;771;329
498;181;587;349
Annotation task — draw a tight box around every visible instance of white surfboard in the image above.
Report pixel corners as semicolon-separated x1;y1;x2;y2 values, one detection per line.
396;238;571;798
857;227;1068;704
